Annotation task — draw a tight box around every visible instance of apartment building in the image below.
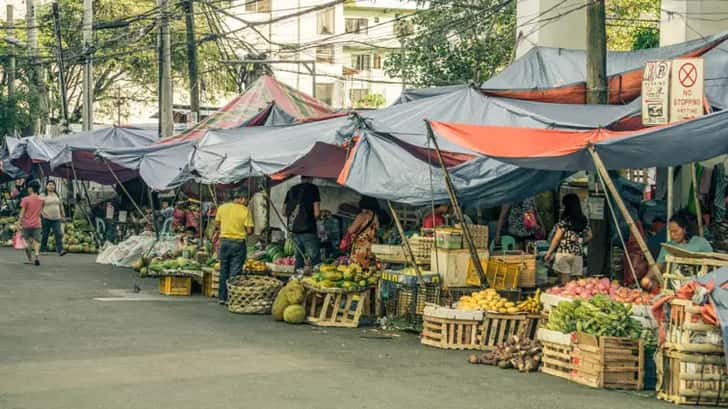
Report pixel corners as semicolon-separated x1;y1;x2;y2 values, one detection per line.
227;0;423;108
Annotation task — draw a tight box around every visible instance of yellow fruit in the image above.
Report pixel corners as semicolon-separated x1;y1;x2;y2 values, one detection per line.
504;302;515;308
506;307;520;313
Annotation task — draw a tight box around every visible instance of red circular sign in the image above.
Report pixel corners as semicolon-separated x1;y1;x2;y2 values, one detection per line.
678;63;698;87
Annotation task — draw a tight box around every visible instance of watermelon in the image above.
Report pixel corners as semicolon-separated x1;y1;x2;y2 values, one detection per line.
283;239;295;256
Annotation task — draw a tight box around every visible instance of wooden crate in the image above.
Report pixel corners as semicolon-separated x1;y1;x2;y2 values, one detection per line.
159;276;192;296
663;250;728;291
665;298;723;354
372;244;429;265
489;251;536;288
456;223;489;249
202;268;219;298
538;328;574;380
410;236;435;260
303;285;374;328
421;306;484;350
431;248;489;288
571;332;644;390
480;312;540;351
657;349;728;406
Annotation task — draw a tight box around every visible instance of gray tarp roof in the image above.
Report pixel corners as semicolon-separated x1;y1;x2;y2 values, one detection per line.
392;84;471;105
482;33;728;92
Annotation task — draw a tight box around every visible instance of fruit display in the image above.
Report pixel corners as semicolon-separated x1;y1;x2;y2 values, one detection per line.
146;255;201;273
302;263;380;291
244;259;268;273
272;279;305;324
273;256;295;266
468;335;542;373
545;294;641;338
56;220;97;253
546;277;652;305
457;288;542;314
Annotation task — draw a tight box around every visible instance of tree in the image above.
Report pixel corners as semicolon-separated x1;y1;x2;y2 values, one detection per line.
606;0;660;51
353;93;385;109
384;0;516;87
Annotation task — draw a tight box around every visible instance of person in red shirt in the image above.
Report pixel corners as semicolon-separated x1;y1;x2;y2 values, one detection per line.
422;204;450;229
17;181;44;265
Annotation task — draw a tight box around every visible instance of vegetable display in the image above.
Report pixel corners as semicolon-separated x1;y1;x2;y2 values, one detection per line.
546;277;652;305
545;295;641;338
302;263;379;290
468;335;542;373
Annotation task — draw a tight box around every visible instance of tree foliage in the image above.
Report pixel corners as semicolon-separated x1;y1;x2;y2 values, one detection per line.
607;0;660;51
384;0;516;87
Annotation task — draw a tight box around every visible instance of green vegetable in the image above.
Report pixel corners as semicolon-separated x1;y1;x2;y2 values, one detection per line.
546;295;642;339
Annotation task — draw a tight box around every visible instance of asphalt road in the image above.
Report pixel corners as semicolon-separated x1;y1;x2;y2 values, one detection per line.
0;248;672;409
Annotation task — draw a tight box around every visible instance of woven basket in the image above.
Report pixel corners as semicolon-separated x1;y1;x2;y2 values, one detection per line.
227;275;283;314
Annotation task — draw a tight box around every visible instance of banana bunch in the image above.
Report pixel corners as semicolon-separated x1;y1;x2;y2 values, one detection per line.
458;289;520;313
515;289;541;314
244;259;267;273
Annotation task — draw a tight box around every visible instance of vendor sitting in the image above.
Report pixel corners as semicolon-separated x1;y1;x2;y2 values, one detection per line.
422;204;449;229
657;212;713;264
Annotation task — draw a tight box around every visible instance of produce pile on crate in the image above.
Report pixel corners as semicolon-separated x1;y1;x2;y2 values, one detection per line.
50;220;98;253
468;335;543;373
546;277;652;304
456;288;542;314
545;295;642;338
0;216;17;246
302;262;380;291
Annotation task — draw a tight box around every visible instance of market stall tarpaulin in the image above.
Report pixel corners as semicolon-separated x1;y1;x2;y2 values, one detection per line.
428;108;728;171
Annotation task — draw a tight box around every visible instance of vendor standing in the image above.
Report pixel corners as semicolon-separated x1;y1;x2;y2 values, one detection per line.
422;204;450;229
40;181;66;256
215;190;254;304
283;176;321;269
348;196;381;268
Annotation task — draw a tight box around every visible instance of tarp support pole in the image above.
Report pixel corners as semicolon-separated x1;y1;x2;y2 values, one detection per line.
425;120;487;286
588;146;663;286
103;159;148;223
199;182;204;244
147;187;159;240
691;163;704;237
265;177;271;244
387;200;424;286
69;161;101;247
667;166;674;241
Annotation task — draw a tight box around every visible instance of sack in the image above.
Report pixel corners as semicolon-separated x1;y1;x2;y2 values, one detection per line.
339;232;353;251
523;210;539;231
12;231;26;250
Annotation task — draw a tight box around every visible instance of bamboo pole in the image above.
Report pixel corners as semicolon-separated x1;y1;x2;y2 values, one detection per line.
387;200;424;286
667;166;674;241
691;163;704;237
424;121;487;286
588;147;663;285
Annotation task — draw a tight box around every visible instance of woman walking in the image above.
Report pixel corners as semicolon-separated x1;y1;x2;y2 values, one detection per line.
40;181;66;256
17;181;44;265
545;194;592;284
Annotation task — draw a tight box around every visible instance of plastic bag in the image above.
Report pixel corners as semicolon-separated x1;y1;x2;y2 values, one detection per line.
12;231;26;250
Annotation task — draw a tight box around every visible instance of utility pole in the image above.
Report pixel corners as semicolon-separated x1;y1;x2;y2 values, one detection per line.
26;0;48;136
586;0;607;104
82;0;93;131
158;0;174;138
183;0;200;123
51;1;70;133
6;5;16;98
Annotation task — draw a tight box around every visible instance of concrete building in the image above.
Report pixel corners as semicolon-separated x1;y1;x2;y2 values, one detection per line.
225;0;423;108
515;0;587;58
660;0;728;45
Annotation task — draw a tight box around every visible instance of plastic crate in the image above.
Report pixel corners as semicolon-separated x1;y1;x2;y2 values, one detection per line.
379;280;441;328
159;276;192;296
435;229;463;249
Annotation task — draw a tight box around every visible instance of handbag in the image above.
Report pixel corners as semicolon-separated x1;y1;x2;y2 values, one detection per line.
523;209;539;231
339;214;375;252
12;231;26;250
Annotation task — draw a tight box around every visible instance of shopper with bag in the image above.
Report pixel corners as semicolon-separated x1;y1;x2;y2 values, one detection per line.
17;181;44;265
40;181;66;256
283;176;321;269
342;196;380;268
495;197;543;247
544;194;592;284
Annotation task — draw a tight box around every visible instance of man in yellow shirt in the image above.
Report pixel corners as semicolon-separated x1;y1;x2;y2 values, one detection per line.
215;190;254;304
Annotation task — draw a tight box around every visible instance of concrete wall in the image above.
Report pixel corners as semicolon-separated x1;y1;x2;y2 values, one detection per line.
516;0;587;58
660;0;728;45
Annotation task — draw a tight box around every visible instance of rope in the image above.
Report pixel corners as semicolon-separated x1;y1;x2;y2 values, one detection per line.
595;168;640;287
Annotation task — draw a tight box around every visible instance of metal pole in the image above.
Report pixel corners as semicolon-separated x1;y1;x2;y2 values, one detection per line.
691;163;704;237
424;121;486;285
158;0;174;138
6;5;16;97
82;0;93;131
51;2;70;133
667;166;674;241
26;0;47;135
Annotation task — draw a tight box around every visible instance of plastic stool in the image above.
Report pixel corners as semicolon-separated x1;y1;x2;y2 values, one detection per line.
490;235;517;252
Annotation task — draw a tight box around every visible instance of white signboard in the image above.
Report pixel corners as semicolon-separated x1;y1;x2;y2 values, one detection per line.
641;60;671;126
670;58;705;122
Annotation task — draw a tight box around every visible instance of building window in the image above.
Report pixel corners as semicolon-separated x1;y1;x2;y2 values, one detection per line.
345;18;368;34
317;8;335;34
245;0;271;13
352;54;371;71
316;45;335;64
350;88;369;103
315;83;334;106
373;54;382;69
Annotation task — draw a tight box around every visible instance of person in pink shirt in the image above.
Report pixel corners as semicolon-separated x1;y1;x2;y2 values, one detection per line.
17;181;44;265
